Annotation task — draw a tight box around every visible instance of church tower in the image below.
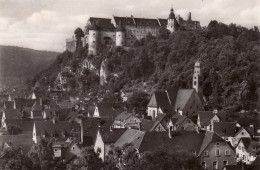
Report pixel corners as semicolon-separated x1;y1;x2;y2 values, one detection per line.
193;61;201;93
167;8;175;33
88;21;99;55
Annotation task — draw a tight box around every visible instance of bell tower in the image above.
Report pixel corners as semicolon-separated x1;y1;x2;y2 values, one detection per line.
167;8;175;33
193;61;201;93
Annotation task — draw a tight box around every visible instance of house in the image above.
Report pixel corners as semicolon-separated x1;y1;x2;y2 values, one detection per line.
139;119;166;132
213;122;239;146
197;111;221;131
147;88;203;119
32;120;81;143
198;131;236;170
115;129;205;156
169;115;197;131
94;128;126;161
113;111;141;129
93;102;131;119
4;119;35;134
232;126;253;146
236;138;260;164
1;109;20;129
13;98;36;112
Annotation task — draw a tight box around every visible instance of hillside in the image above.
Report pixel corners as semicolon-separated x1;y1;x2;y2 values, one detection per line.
0;46;59;88
33;21;260;111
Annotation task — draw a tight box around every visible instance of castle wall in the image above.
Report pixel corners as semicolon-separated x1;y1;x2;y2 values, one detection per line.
100;30;116;46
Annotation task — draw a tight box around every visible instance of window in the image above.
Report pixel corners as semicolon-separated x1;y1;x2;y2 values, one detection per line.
215;149;220;156
93;33;95;35
204;151;209;156
72;146;75;151
223;161;228;166
241;132;244;135
93;41;95;44
213;161;218;169
243;155;246;160
216;142;220;146
202;162;206;169
238;146;241;150
225;149;230;156
54;148;58;151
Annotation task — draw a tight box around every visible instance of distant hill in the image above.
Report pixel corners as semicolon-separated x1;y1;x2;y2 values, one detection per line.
0;46;59;87
34;21;260;111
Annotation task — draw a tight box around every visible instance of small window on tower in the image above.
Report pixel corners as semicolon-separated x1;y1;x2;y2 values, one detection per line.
194;81;197;86
93;41;95;44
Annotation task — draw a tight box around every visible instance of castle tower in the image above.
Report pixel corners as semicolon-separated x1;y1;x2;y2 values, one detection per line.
187;12;192;21
167;8;175;33
193;61;201;93
115;22;125;47
88;21;99;55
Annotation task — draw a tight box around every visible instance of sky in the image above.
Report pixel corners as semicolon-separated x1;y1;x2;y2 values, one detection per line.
0;0;259;52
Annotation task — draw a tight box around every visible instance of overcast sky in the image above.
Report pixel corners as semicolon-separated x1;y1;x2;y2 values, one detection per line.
0;0;259;52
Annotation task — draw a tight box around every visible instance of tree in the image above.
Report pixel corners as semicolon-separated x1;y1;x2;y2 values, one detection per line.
74;27;84;49
158;27;170;40
28;139;54;170
78;146;104;170
128;91;149;116
0;143;32;170
6;124;22;135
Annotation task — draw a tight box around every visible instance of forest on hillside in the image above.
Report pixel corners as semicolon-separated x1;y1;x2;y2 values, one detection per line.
32;20;260;112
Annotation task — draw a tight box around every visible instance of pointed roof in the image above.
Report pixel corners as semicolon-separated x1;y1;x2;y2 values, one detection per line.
169;8;175;19
213;122;238;137
88;21;99;30
3;109;20;119
198;131;223;156
174;89;195;110
198;111;218;126
114;129;145;149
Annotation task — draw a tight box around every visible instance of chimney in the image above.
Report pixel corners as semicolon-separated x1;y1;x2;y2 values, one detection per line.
249;124;254;128
168;126;172;139
80;119;83;144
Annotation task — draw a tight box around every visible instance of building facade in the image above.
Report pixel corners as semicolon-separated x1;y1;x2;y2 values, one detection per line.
65;8;201;53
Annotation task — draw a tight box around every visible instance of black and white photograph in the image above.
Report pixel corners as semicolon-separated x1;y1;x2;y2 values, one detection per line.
0;0;259;169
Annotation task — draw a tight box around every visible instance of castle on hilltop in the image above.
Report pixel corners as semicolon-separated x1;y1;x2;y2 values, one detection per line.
65;8;201;54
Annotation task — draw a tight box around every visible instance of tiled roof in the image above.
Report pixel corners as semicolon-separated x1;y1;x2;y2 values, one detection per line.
174;89;195;110
96;102;131;118
198;111;217;126
4;101;14;109
140;119;160;132
81;117;113;146
89;17;115;30
34;121;80;138
99;128;127;143
213;122;237;137
139;131;205;154
114;111;133;122
14;98;36;112
3;109;20;119
198;131;223;156
114;129;145;149
5;119;35;133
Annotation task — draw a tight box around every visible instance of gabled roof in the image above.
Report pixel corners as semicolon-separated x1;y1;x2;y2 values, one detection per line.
14;98;36;112
140;119;161;132
139;131;205;154
5;119;35;133
198;111;218;126
4;101;14;109
174;89;195;110
96;102;131;118
99;128;127;143
114;129;145;149
239;138;260;154
81;117;113;146
3;109;20;119
34;121;80;138
30;91;47;99
147;91;174;114
198;131;224;156
213;122;238;137
171;115;187;125
114;111;134;122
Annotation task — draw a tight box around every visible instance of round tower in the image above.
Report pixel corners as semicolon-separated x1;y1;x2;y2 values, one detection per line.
88;21;99;55
115;22;125;47
167;8;175;33
193;61;201;93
